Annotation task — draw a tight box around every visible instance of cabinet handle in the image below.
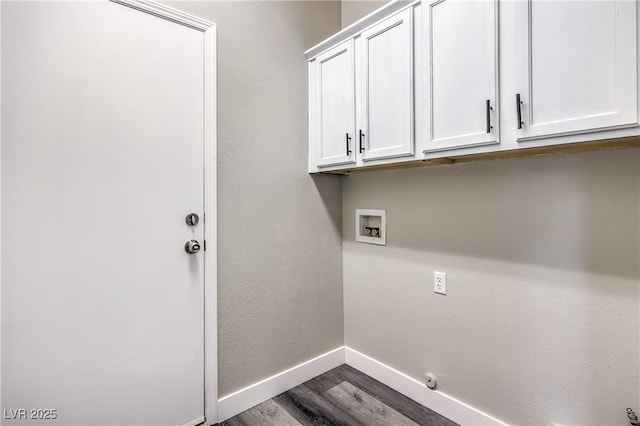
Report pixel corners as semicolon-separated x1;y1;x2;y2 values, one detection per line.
516;93;523;129
346;133;352;155
359;129;365;153
486;100;493;133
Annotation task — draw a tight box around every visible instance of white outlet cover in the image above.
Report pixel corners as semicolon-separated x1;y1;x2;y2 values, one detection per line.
434;271;447;295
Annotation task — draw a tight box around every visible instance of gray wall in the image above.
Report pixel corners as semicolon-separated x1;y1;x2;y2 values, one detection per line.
341;0;387;28
161;3;640;424
342;3;639;423
162;1;344;397
343;149;640;425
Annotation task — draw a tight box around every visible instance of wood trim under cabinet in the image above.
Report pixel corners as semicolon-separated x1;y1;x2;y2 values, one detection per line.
320;136;640;175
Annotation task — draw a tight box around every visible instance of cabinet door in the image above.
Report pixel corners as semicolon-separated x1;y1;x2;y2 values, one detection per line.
314;40;356;167
360;9;414;161
515;1;637;142
424;0;498;152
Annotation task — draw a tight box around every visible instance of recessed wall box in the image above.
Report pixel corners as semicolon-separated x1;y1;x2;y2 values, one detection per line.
356;209;386;245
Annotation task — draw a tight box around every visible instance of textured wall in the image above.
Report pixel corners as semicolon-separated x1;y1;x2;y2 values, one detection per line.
342;149;640;425
341;0;388;28
162;1;344;397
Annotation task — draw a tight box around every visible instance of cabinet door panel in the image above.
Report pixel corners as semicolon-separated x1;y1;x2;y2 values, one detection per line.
315;40;356;167
360;9;414;161
516;1;637;141
425;0;498;152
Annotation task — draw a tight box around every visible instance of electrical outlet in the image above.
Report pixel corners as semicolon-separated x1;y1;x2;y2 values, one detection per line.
434;271;447;295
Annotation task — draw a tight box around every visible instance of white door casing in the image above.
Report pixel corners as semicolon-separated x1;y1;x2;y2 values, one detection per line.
515;0;638;142
424;0;499;152
0;1;217;424
359;8;414;161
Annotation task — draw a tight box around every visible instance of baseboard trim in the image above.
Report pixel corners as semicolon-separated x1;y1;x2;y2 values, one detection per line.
344;347;507;425
217;346;345;422
181;415;204;426
216;346;507;425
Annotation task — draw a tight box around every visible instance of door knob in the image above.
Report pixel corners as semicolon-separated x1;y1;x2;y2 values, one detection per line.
185;239;201;254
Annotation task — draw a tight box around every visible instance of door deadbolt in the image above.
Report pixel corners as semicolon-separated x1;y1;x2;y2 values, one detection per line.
186;213;199;226
185;239;201;254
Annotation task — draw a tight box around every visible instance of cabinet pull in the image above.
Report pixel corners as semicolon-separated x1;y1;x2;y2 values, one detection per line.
486;100;493;133
359;129;365;153
516;93;523;129
346;133;352;155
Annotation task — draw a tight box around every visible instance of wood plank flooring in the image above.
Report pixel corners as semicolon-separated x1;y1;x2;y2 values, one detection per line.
219;364;458;426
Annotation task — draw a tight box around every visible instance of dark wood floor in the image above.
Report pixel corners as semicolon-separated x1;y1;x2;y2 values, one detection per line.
219;364;458;426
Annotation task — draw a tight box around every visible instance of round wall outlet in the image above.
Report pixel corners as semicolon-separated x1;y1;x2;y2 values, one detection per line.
425;373;437;389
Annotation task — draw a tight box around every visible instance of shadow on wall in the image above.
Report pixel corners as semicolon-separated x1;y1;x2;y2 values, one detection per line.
342;149;640;280
311;174;343;242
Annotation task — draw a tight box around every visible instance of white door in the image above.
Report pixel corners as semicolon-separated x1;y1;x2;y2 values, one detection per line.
314;40;356;168
515;0;637;142
424;0;498;152
2;2;213;425
359;9;414;161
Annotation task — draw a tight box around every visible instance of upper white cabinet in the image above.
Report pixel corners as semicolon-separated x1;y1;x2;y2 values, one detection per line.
312;40;356;167
359;9;414;161
306;0;640;173
424;0;498;152
514;0;638;142
308;4;416;172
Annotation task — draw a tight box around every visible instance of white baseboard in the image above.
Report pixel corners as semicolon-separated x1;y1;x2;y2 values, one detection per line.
182;415;205;426
217;346;345;422
345;347;508;426
216;346;507;425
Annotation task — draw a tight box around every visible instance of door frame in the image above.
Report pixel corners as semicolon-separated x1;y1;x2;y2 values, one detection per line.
0;0;219;424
